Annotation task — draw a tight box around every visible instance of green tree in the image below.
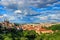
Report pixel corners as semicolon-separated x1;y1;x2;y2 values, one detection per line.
20;37;28;40
23;30;37;40
48;24;60;31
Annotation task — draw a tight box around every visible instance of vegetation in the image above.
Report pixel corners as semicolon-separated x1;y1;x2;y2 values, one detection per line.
0;24;60;40
47;24;60;31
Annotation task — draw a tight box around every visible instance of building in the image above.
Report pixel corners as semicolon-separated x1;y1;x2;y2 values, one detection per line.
22;24;54;34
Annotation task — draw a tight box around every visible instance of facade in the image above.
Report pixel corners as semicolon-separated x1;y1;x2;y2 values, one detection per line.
22;24;54;34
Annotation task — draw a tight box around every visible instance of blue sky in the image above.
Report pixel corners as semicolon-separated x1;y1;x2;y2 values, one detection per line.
0;0;60;24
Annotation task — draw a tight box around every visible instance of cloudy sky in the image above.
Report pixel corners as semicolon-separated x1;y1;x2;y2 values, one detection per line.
0;0;60;24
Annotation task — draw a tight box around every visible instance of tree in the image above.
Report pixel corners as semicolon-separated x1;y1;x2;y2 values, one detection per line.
20;37;28;40
48;24;60;31
23;30;37;40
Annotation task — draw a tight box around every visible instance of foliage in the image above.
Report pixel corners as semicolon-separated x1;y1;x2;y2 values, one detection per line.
0;24;60;40
48;24;60;31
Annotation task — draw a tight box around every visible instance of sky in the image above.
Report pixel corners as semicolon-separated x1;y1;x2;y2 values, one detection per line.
0;0;60;24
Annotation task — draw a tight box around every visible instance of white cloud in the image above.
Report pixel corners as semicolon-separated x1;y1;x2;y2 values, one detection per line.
34;16;48;20
0;0;59;8
49;20;58;22
9;16;15;20
1;0;9;6
14;10;22;14
46;4;52;6
3;14;8;17
23;10;28;15
48;14;60;20
40;16;48;20
0;16;3;18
